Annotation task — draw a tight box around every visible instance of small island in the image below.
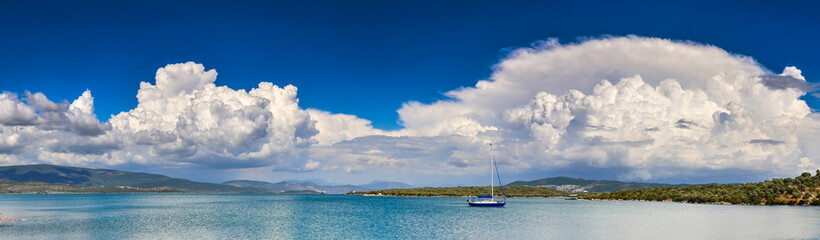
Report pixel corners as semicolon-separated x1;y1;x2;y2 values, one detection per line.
588;171;820;206
0;212;18;222
350;185;567;197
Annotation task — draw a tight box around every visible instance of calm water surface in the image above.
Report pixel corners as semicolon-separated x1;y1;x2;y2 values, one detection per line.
1;194;819;239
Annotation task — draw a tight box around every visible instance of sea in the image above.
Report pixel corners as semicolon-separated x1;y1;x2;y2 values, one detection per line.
1;194;819;239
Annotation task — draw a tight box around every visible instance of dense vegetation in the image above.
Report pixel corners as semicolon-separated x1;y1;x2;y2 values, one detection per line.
509;176;684;193
353;185;568;197
589;171;820;206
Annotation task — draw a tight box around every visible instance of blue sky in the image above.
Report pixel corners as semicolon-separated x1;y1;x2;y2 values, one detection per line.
2;0;817;130
1;1;819;185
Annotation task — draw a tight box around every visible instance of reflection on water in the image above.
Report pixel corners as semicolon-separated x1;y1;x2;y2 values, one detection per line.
1;194;819;239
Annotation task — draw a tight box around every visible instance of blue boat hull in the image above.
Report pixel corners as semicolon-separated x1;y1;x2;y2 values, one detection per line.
468;202;506;207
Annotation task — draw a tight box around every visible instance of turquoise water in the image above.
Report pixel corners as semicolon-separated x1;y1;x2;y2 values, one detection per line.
1;194;819;239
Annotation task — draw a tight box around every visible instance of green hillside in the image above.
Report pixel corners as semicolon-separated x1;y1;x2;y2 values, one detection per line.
588;171;820;206
508;176;683;192
352;185;568;197
0;164;269;193
0;180;182;193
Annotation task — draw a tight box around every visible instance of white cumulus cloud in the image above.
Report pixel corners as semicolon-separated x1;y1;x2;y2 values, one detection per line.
0;36;817;185
0;92;37;126
390;36;818;181
108;62;318;168
0;62;320;170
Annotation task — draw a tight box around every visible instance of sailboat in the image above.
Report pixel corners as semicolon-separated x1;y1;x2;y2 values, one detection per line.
467;143;506;207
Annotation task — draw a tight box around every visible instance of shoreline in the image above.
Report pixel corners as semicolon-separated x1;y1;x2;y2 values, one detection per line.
587;198;735;205
0;192;333;195
584;198;820;207
362;194;820;207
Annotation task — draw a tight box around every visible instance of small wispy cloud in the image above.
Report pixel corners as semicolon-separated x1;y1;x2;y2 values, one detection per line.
759;75;811;92
749;139;785;145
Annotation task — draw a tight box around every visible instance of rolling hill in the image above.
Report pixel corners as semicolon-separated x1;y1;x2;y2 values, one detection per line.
0;164;269;193
508;176;684;193
0;179;183;193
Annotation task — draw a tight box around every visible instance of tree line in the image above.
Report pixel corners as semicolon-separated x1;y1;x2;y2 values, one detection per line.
588;170;820;206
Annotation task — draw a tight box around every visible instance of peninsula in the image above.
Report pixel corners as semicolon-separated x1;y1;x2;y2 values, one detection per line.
588;171;820;206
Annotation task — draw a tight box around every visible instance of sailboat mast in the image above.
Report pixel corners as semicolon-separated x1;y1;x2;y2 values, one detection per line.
490;143;494;199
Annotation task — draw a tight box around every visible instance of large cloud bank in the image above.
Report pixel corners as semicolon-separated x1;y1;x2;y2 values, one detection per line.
0;36;817;183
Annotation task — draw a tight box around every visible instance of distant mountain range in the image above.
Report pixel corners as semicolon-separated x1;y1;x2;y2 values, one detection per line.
224;180;414;194
508;176;685;193
358;180;415;190
0;164;414;194
0;164;680;194
223;180;324;193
